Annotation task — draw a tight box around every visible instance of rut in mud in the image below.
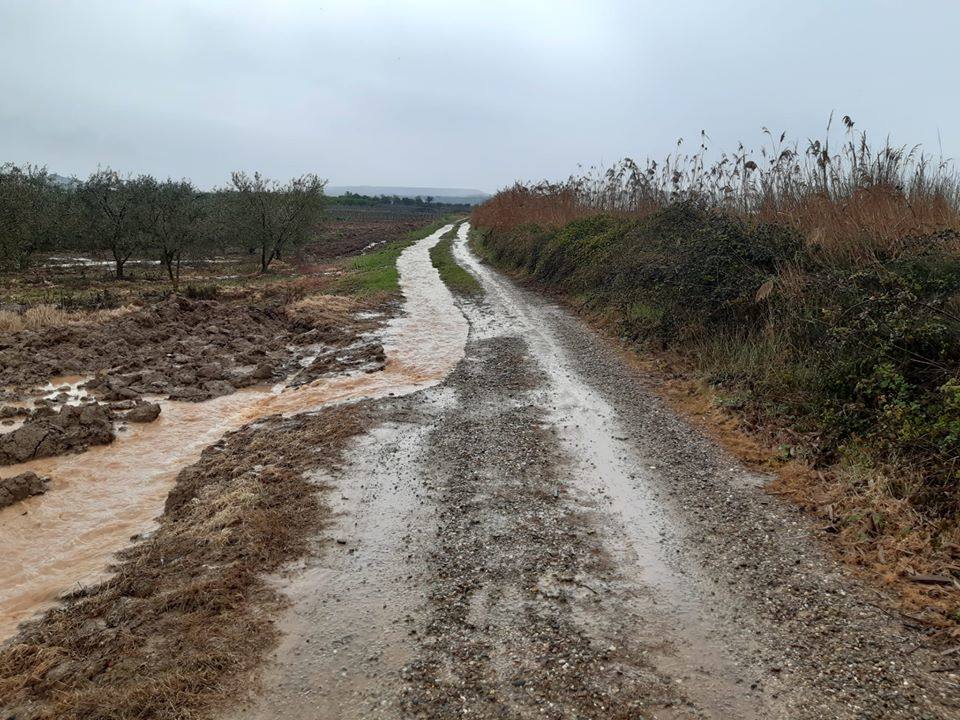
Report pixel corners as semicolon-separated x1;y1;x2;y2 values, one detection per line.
231;223;960;720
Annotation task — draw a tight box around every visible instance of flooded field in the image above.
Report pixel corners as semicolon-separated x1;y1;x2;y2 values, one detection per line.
0;224;468;640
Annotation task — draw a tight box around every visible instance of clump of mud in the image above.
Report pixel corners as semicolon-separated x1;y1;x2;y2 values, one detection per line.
0;402;372;720
0;471;48;509
0;404;113;465
0;292;390;466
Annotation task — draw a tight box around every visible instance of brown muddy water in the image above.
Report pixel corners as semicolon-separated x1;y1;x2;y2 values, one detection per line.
0;224;468;641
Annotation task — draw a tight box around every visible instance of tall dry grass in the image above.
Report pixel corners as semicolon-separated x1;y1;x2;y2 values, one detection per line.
473;117;960;263
0;305;133;333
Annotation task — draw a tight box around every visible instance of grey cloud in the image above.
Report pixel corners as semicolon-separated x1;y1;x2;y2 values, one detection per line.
1;0;957;191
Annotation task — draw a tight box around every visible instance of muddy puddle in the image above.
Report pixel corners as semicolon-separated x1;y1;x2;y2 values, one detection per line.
0;224;468;641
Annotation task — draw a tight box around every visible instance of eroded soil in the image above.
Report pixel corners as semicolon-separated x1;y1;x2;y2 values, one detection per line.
0;290;389;475
0;291;388;402
0;404;374;720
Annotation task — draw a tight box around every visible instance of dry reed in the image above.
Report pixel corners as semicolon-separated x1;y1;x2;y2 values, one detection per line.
473;116;960;263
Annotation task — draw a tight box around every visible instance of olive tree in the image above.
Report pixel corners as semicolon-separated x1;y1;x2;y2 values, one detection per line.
229;172;326;272
0;164;58;271
79;169;155;279
138;177;205;290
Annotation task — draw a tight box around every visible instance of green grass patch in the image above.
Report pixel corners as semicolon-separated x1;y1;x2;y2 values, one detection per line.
429;222;482;297
331;216;464;296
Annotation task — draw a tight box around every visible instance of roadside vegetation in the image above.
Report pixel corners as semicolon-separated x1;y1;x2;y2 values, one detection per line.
430;222;482;297
472;118;960;625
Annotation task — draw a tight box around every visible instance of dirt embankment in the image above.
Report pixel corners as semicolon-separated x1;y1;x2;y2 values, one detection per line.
0;402;373;720
0;290;390;471
0;292;387;402
0;403;114;466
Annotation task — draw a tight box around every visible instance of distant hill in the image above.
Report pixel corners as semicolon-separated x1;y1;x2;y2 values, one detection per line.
327;185;490;206
48;173;82;190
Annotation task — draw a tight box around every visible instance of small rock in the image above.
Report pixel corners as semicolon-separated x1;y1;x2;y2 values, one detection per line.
125;402;161;423
0;471;49;509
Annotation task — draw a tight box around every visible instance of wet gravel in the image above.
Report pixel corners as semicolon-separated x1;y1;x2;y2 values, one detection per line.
399;335;683;718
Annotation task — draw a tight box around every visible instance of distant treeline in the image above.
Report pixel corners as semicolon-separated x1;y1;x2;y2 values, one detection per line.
334;191;437;206
0;164;326;286
330;191;472;212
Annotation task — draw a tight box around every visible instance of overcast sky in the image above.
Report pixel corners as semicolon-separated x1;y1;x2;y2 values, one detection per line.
1;0;957;192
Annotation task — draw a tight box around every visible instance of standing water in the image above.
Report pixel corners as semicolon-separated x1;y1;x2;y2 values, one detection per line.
0;224;468;640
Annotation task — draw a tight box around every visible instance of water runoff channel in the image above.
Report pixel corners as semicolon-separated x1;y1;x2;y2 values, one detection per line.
0;223;468;641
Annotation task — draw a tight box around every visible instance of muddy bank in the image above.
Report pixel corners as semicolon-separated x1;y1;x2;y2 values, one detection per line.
0;400;168;466
0;292;388;404
0;403;374;720
0;291;389;470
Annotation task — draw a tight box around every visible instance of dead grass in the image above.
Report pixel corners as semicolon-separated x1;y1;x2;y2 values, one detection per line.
286;293;369;325
0;305;134;334
0;403;371;719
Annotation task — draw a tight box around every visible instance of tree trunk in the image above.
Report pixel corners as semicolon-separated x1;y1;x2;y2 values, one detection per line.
163;253;177;291
112;243;127;279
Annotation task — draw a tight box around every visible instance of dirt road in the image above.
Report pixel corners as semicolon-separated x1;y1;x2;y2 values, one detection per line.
230;223;960;719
